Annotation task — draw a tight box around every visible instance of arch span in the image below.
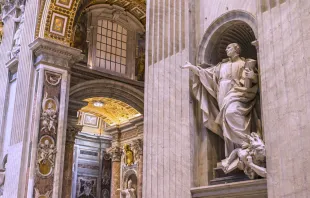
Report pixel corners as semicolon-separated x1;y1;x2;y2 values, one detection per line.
69;79;144;114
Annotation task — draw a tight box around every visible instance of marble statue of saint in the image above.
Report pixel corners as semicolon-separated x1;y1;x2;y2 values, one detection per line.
9;5;25;58
181;43;259;157
121;179;136;198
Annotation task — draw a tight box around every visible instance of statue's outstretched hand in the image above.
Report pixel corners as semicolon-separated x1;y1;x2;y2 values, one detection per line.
180;61;194;69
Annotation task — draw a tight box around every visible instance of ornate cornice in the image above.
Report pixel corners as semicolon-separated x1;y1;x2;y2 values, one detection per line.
29;38;83;68
106;146;122;162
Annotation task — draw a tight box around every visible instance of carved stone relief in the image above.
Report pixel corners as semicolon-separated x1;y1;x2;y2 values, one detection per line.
0;0;25;16
218;132;266;179
37;135;56;177
40;92;59;134
77;177;96;198
101;152;111;198
34;189;52;198
34;70;62;196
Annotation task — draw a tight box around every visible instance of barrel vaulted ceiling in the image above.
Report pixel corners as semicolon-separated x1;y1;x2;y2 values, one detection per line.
80;97;141;126
36;0;146;45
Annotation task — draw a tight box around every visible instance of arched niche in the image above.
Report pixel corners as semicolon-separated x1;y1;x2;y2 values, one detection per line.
194;10;260;186
122;169;138;189
197;10;258;65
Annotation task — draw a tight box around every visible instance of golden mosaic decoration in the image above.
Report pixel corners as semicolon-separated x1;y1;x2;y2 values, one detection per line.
36;0;146;46
80;97;141;126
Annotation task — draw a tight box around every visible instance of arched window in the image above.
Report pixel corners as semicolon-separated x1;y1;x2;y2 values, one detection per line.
95;20;127;74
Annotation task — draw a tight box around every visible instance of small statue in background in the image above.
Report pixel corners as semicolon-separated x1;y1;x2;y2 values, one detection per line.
0;155;7;197
123;144;134;166
9;5;25;58
121;179;136;198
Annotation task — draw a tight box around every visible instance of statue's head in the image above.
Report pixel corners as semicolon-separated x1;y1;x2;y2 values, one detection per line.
226;43;241;57
19;5;25;12
124;144;130;151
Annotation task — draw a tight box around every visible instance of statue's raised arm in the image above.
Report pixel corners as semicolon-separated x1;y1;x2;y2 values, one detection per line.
180;61;200;76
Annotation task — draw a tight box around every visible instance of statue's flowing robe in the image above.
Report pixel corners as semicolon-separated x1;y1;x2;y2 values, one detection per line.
122;189;136;198
192;59;258;156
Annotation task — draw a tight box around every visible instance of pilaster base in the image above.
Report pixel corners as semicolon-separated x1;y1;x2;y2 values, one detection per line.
191;179;267;198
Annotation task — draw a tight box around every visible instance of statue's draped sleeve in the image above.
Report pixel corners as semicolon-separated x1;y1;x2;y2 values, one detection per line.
192;64;223;138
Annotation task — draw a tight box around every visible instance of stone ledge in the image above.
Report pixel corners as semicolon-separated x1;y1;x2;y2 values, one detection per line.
29;38;83;68
191;179;267;198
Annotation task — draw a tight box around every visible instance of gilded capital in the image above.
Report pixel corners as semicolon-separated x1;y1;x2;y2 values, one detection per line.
106;146;122;162
66;124;83;143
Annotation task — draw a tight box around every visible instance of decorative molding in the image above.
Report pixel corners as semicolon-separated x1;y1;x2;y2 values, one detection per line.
191;179;267;198
29;38;83;68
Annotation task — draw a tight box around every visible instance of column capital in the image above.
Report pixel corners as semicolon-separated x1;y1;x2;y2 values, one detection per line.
29;38;83;69
66;124;83;143
106;146;122;162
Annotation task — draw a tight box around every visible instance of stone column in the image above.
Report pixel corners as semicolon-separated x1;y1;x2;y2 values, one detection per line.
26;38;82;198
107;146;121;198
62;124;82;198
133;139;143;198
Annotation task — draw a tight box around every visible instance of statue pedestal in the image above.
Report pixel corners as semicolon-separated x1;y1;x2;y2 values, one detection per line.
209;167;249;185
191;179;267;198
